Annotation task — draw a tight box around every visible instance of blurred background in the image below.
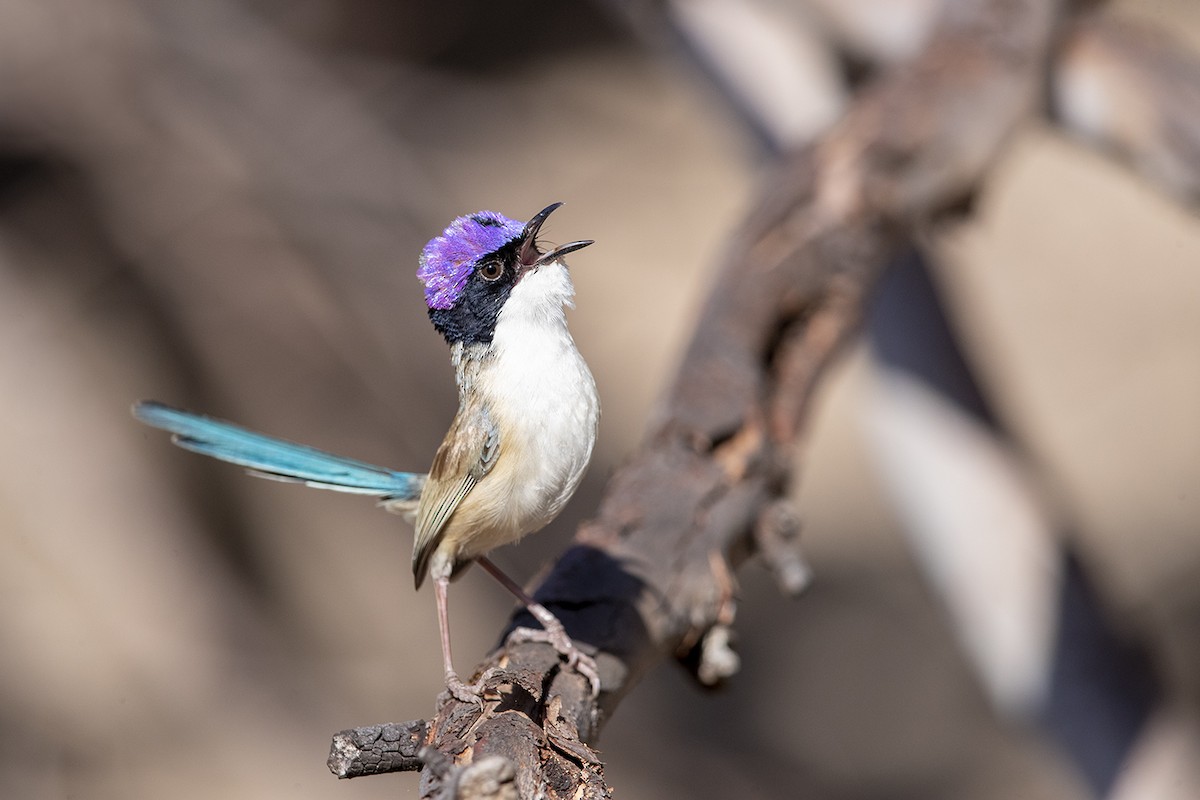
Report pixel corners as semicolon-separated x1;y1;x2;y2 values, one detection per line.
0;0;1197;797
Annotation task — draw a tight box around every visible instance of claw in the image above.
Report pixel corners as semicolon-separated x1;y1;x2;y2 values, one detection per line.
471;558;603;697
507;626;602;697
444;671;486;708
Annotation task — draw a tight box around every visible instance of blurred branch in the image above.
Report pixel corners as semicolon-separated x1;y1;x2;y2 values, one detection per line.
604;0;1200;207
329;0;1065;796
1052;13;1200;203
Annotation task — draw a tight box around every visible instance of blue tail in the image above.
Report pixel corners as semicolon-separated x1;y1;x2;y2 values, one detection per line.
132;401;424;501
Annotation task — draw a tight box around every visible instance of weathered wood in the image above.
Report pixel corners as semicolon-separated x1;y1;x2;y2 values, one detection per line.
328;720;427;778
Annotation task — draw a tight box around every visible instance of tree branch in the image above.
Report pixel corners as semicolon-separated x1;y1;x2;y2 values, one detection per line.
329;0;1068;796
1052;12;1200;204
328;720;427;778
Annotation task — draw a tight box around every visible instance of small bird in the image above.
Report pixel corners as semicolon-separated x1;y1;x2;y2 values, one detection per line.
134;202;600;701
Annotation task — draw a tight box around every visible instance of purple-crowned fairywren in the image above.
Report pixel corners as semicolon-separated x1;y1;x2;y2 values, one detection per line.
134;203;600;701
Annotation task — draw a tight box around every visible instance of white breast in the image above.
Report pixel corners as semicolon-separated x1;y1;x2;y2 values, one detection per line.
476;261;599;543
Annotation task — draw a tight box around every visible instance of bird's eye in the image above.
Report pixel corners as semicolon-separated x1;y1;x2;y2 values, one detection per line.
479;260;504;282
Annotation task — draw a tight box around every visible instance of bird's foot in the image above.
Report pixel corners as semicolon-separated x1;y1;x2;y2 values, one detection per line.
443;668;502;708
507;625;601;697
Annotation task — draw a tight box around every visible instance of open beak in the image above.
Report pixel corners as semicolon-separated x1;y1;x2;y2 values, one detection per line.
519;202;593;267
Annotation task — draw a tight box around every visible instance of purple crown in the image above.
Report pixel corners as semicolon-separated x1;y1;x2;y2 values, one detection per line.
417;211;525;310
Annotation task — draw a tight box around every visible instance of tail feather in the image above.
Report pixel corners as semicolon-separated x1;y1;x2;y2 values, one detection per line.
132;401;424;501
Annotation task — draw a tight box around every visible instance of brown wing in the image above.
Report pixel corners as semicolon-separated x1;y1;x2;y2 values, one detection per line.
411;402;500;588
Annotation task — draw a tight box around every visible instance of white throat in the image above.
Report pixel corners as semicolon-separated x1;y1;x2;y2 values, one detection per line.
478;260;599;537
498;259;576;330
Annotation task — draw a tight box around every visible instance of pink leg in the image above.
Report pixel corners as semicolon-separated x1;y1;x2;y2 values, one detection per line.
476;556;601;695
434;575;485;705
